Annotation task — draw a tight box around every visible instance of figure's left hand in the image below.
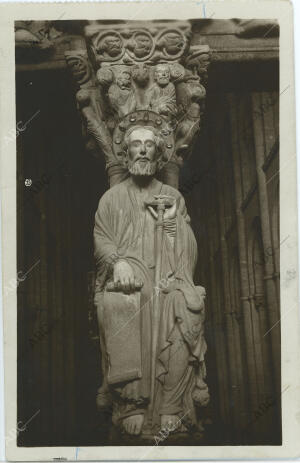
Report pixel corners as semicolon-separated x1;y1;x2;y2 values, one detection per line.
148;195;177;220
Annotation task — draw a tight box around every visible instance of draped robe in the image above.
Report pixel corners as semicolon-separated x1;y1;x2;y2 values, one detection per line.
94;177;209;431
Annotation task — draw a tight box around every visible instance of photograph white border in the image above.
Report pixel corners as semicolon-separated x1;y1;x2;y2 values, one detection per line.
0;0;299;460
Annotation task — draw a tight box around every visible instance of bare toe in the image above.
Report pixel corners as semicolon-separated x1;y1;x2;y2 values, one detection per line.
123;414;144;435
161;415;180;433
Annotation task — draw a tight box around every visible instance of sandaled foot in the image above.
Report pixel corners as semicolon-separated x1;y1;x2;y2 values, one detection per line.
122;414;144;435
161;414;181;433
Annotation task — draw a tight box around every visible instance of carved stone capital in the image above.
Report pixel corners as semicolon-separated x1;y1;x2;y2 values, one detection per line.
65;21;210;188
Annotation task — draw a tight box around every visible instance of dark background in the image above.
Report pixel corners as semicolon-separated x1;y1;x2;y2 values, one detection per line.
16;22;280;447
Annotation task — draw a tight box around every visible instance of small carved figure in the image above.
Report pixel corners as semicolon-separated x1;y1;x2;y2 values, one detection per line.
131;64;150;110
116;70;132;90
157;31;185;57
66;52;91;85
76;88;114;164
66;51;115;163
127;31;153;59
148;64;177;117
97;67;114;88
108;70;136;118
131;63;149;87
97;33;123;59
175;77;206;159
185;45;210;85
169;62;186;83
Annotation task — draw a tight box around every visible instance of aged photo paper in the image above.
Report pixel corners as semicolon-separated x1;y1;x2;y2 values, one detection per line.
0;0;299;460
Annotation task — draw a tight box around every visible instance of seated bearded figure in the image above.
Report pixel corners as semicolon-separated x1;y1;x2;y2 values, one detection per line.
108;70;136;118
93;122;209;437
148;64;177;118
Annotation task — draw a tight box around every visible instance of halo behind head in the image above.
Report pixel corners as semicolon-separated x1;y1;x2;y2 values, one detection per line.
112;110;175;170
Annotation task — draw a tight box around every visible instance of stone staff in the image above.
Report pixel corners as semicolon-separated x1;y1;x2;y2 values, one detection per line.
145;195;174;420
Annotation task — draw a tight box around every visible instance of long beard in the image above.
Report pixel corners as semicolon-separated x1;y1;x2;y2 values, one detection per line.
128;159;157;177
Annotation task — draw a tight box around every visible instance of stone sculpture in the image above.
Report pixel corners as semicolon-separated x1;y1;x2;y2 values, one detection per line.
148;64;177;118
65;20;211;440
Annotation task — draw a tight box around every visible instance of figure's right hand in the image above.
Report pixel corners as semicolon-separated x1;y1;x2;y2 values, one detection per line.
113;260;136;293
